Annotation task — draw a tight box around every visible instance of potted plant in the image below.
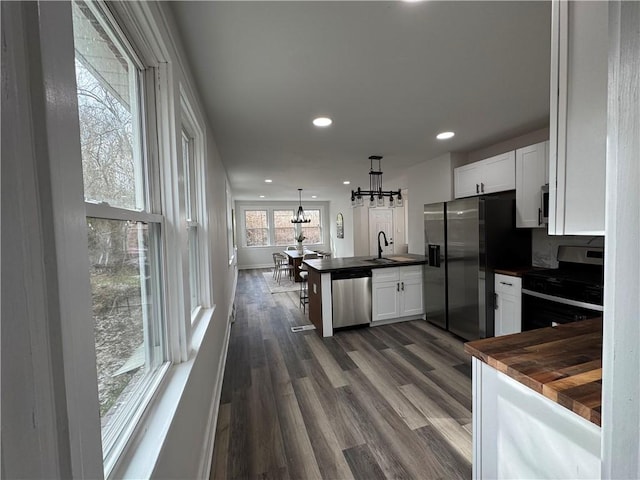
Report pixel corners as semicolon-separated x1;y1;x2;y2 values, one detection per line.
295;233;305;252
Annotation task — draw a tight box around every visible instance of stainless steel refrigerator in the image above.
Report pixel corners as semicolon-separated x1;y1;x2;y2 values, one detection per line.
424;194;531;341
423;202;448;330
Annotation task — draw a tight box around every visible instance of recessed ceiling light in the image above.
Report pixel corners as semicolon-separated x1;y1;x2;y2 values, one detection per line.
259;195;265;198
437;131;455;140
313;117;332;127
311;195;317;199
265;179;272;183
343;180;351;185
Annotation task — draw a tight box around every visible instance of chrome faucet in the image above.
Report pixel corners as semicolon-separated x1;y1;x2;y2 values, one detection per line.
377;231;389;259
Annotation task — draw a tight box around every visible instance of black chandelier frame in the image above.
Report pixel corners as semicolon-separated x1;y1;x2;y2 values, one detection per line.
351;155;403;207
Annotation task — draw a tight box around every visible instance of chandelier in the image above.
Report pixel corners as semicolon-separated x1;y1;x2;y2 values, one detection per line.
291;188;311;223
351;155;403;208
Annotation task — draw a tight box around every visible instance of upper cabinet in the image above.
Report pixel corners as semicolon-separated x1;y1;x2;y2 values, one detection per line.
454;151;515;199
516;141;549;228
549;1;607;235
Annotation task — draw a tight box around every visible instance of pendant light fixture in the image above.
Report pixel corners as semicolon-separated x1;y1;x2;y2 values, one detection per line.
291;188;312;223
350;155;403;208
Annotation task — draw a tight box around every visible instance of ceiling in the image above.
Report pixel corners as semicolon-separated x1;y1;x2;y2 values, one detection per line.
169;1;551;202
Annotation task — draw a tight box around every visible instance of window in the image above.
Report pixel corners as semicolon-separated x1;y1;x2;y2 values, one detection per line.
182;130;200;314
72;1;167;468
240;206;325;247
244;210;269;246
273;209;295;245
301;209;322;244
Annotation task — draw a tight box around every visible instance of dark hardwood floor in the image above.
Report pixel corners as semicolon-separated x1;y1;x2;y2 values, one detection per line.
211;269;472;480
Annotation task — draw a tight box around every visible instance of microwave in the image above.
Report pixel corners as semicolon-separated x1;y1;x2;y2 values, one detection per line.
540;184;549;225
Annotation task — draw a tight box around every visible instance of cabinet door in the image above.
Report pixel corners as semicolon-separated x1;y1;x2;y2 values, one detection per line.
516;141;548;228
481;151;516;194
400;278;424;317
372;281;400;322
454;163;482;198
495;274;522;336
549;0;607;235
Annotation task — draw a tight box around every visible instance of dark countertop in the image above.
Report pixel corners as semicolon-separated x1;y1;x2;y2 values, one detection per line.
465;317;603;426
303;253;428;273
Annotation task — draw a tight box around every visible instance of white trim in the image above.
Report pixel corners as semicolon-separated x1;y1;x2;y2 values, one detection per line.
37;2;104;476
85;202;164;223
601;1;640;477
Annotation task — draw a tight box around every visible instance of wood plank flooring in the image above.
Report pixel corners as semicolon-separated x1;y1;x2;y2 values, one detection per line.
211;269;472;479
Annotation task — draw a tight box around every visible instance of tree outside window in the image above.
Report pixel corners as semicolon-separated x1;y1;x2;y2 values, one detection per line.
245;210;269;246
273;210;295;245
301;209;321;244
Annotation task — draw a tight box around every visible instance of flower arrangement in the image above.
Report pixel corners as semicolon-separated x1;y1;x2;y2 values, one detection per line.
295;233;306;243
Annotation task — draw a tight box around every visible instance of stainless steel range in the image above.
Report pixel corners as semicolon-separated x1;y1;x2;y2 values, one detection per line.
521;245;604;331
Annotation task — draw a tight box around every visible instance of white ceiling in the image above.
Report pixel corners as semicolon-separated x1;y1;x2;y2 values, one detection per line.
169;1;551;202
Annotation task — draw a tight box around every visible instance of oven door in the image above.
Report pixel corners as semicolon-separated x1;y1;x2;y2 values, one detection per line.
522;289;603;331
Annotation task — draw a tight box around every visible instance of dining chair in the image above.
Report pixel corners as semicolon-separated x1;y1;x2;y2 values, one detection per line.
275;253;294;284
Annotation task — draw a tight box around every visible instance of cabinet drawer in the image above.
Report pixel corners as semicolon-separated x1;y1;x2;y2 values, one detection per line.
372;267;399;283
399;265;423;281
495;274;522;294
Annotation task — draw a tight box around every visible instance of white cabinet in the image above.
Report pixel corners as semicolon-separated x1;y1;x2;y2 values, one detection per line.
549;0;607;235
472;358;601;479
454;151;516;199
515;141;549;228
372;266;424;323
494;274;522;336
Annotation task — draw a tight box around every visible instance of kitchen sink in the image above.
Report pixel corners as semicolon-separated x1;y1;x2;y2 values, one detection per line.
366;257;397;264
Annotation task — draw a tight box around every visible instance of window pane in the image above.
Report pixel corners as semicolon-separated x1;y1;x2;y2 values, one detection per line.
301;209;321;244
182;131;199;312
273;210;295;245
245;210;269;246
87;218;159;429
73;2;143;210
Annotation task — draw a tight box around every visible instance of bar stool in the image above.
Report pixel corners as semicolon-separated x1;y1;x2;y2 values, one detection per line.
298;253;318;312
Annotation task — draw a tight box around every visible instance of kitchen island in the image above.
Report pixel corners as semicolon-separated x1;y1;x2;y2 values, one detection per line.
303;254;428;337
465;318;603;479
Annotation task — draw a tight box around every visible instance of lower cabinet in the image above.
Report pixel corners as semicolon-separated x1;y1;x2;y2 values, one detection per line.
494;274;522;336
372;266;424;323
472;358;601;479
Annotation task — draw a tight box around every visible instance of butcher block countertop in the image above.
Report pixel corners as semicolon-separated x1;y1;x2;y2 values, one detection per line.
465;317;603;426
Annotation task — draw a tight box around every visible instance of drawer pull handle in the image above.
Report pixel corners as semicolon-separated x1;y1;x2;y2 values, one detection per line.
500;281;513;286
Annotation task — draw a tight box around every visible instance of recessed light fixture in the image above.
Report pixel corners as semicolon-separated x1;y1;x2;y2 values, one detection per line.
259;195;265;198
313;117;332;127
436;131;455;140
343;181;351;185
311;195;317;199
265;179;273;183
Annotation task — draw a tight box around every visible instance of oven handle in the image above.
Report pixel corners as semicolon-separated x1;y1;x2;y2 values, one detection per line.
521;289;604;312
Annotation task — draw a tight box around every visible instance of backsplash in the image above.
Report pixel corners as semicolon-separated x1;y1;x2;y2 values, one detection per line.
531;230;605;268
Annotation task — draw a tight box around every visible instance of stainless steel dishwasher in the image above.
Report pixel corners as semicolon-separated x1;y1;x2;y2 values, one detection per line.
332;269;372;328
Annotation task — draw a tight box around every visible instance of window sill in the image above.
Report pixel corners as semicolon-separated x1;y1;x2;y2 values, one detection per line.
107;306;216;480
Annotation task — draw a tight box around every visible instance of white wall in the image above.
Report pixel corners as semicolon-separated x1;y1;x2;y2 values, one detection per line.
329;196;355;258
1;2;238;478
406;152;465;254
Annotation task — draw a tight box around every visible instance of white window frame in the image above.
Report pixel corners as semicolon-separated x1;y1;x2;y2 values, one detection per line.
239;204;326;248
73;1;172;474
243;208;271;247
